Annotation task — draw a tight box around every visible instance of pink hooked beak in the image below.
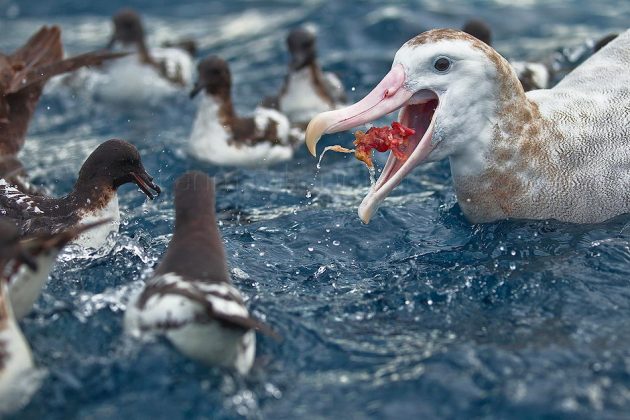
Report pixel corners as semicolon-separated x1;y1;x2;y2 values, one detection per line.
305;63;439;224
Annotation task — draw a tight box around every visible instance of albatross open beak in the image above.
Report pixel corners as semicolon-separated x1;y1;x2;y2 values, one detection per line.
305;63;439;223
131;171;161;200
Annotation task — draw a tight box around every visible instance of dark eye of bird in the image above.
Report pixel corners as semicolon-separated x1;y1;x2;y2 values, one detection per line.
434;57;451;72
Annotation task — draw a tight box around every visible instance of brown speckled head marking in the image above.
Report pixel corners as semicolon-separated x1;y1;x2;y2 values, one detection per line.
407;30;559;220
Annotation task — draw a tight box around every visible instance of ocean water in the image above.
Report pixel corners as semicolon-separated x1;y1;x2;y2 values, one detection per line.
1;0;630;418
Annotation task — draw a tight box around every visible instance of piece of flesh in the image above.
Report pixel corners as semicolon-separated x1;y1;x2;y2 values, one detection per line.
353;122;415;168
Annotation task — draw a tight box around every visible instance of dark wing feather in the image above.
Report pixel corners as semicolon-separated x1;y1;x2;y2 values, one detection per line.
10;26;63;70
139;275;281;340
7;50;128;94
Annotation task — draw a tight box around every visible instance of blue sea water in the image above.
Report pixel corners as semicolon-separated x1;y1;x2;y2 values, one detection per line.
1;0;630;418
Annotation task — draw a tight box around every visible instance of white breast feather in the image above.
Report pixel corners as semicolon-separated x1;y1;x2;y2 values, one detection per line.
74;195;121;249
280;68;334;124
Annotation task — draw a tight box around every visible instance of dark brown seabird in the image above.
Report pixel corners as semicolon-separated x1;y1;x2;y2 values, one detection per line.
0;139;160;248
188;56;298;166
107;8;188;87
125;171;277;374
262;27;346;127
0;25;126;187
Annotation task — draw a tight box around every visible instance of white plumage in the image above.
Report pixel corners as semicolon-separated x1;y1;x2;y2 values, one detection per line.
0;282;42;415
73;195;120;249
279;68;345;126
306;29;630;224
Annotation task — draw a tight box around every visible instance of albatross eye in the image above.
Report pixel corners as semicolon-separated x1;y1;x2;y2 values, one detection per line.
433;57;452;73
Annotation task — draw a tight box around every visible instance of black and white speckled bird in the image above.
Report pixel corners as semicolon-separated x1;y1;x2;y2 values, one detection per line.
125;171;277;374
0;218;41;414
0;139;160;249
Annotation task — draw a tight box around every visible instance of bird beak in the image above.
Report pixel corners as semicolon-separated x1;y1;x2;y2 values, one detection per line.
189;82;203;99
305;64;440;224
130;171;161;200
305;64;413;156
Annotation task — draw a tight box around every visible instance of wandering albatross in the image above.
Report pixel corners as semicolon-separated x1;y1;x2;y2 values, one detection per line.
305;29;630;224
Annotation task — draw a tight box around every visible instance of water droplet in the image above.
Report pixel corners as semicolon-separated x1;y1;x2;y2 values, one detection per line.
259;252;265;256
509;262;516;270
305;191;312;198
510;250;516;256
368;165;376;186
307;247;314;252
332;240;340;246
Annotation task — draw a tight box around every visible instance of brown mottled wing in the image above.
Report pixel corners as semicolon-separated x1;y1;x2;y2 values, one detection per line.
0;26;62;123
138;274;281;340
10;26;62;69
232;116;284;147
8;50;128;94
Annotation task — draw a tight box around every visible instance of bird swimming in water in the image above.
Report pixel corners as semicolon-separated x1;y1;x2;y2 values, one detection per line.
67;8;195;104
125;171;277;373
306;29;630;224
2;217;108;320
0;139;160;249
263;27;346;127
189;55;300;167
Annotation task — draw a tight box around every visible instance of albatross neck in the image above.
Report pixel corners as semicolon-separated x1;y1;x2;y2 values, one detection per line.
448;55;546;223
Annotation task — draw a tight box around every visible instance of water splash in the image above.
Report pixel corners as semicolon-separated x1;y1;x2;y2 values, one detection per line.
367;165;377;186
